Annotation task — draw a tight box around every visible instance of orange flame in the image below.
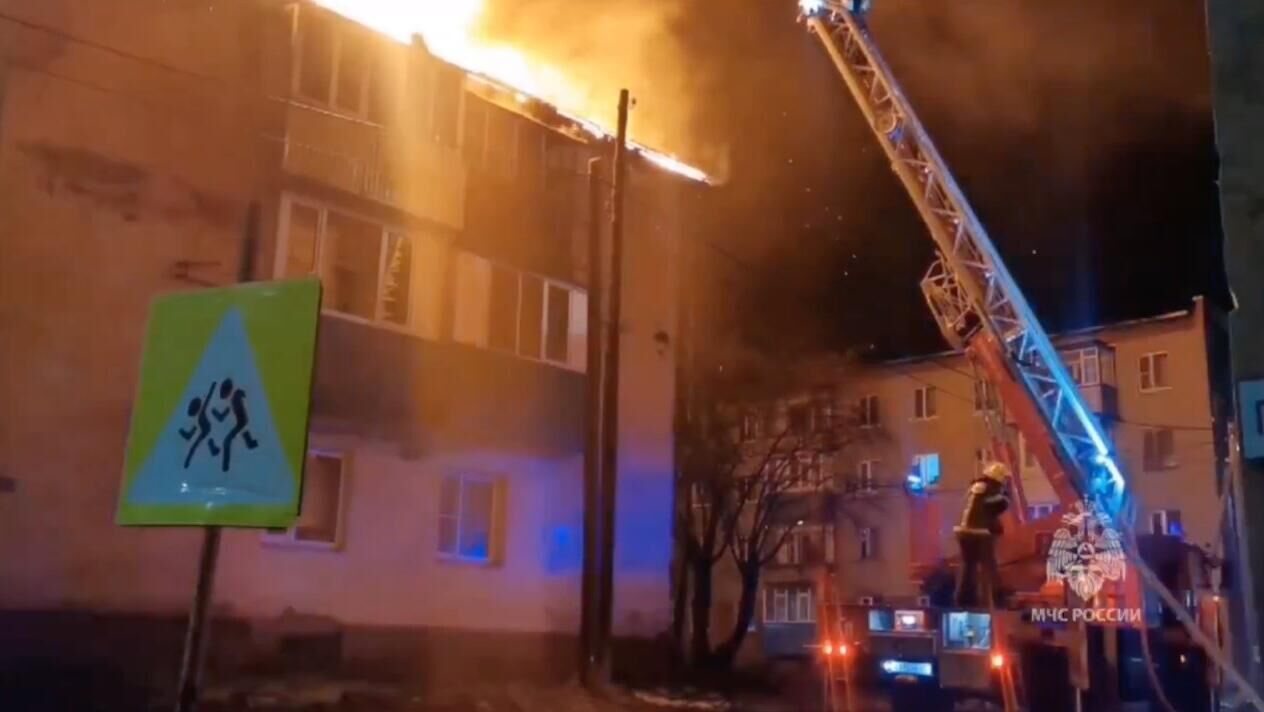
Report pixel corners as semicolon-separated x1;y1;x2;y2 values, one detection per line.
312;0;710;183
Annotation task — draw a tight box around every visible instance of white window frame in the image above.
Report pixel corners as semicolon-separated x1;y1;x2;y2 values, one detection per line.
1139;351;1170;393
437;473;503;565
764;584;815;623
451;251;588;372
859;527;876;560
275;195;418;332
913;386;937;420
857;459;878;494
262;450;347;550
740;411;761;442
858;595;876;606
1062;347;1101;387
858;394;879;428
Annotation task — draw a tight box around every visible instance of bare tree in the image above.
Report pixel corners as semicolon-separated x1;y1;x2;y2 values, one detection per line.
676;351;868;669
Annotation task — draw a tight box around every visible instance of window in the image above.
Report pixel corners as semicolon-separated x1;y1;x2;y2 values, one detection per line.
264;452;345;548
452;252;588;371
1140;352;1170;392
787;403;811;435
912;453;941;488
913;386;937;420
858;460;878;493
280;200;415;328
295;8;371;116
1029;503;1055;520
859;527;877;560
764;584;815;623
858;395;879;428
942;611;992;650
1150;509;1183;537
789;453;820;489
776;529;833;565
813;387;835;432
1021;434;1037;468
740;411;761;442
438;475;501;562
973;380;998;413
1063;347;1101;386
1143;428;1177;471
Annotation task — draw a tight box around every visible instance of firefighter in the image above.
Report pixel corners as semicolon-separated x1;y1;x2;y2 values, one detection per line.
954;461;1011;607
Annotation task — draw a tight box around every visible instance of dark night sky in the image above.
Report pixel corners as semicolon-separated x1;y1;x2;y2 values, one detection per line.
490;0;1228;356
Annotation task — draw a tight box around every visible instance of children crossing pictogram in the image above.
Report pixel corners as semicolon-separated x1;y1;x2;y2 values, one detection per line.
117;279;320;527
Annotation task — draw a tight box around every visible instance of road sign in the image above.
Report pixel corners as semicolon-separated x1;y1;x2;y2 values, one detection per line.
1242;379;1264;460
117;279;321;527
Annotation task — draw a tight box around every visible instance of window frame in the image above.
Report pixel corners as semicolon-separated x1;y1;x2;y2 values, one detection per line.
858;394;880;428
437;473;503;565
275;194;419;332
292;6;374;119
972;380;999;414
1139;351;1171;393
262;449;347;551
858;526;876;560
764;584;816;624
912;453;941;489
1150;509;1183;537
913;386;938;421
857;459;878;494
1062;347;1102;387
452;250;588;372
1143;428;1178;471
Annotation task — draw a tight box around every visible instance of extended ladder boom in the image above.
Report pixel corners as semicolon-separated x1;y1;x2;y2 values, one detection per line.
799;0;1128;524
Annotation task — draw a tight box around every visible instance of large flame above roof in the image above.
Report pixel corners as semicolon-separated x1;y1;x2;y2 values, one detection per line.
312;0;711;184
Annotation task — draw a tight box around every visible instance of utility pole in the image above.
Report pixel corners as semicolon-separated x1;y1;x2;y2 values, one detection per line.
596;88;631;686
580;156;606;688
174;202;259;712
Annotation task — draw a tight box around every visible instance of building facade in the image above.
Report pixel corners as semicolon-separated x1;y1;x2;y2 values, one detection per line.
723;298;1227;657
0;0;694;693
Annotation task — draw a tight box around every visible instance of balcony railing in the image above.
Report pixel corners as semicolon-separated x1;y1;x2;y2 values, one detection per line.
281;101;465;229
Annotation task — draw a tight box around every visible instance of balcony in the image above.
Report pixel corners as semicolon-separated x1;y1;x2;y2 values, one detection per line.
281;101;466;230
1060;341;1118;420
309;315;584;456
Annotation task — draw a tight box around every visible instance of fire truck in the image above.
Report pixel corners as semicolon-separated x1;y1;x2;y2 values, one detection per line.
795;1;1244;710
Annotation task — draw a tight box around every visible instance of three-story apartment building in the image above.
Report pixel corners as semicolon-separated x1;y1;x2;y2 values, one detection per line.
721;298;1227;658
0;0;698;692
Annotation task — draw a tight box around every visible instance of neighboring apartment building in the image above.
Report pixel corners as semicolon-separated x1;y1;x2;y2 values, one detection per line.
0;0;696;690
720;298;1226;658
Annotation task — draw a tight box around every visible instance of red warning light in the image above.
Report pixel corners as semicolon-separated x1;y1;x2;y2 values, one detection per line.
822;642;834;656
991;652;1005;669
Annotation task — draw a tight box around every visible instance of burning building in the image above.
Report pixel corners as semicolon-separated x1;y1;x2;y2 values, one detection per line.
0;0;707;698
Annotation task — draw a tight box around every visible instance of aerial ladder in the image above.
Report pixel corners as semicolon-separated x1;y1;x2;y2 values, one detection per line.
797;0;1263;709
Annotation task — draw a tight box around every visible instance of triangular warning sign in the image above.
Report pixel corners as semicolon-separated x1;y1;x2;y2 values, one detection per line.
126;308;297;509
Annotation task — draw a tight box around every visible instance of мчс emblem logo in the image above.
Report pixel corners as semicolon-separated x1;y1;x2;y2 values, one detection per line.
1046;500;1126;601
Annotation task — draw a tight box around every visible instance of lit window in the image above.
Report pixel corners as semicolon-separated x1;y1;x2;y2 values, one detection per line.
264;452;345;548
294;8;371;117
858;395;879;427
280;200;416;329
1028;503;1055;520
451;252;588;371
913;386;937;420
1150;509;1183;537
438;475;501;563
1143;428;1177;471
1140;352;1170;392
912;453;941;488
